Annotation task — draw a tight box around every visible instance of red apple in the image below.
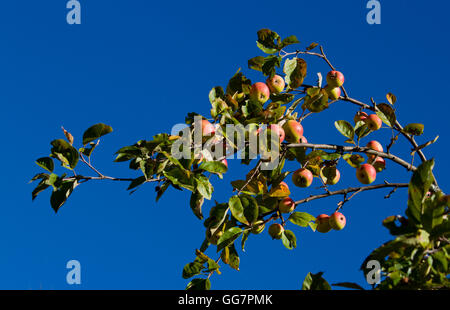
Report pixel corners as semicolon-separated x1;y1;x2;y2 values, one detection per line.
250;82;270;104
354;111;368;124
365;114;382;131
316;214;332;233
282;120;304;143
373;157;385;172
266;75;285;94
201;119;215;136
292;168;313;188
366;140;384;161
268;223;284;239
324;84;341;100
329;212;346;230
268;124;285;143
278;197;295;214
356;164;377;184
326;71;345;88
221;158;228;168
367;140;383;153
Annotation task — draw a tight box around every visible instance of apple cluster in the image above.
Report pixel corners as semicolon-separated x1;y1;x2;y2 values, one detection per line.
323;71;344;100
202;70;386;237
315;212;346;233
354;112;387;185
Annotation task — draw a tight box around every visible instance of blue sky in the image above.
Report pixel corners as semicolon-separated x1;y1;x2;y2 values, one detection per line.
0;0;449;289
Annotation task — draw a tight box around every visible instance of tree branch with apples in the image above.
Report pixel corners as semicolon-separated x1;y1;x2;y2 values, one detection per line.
30;29;449;290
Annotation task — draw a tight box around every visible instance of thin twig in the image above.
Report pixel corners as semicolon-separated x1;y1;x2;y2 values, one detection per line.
294;183;409;206
285;142;416;172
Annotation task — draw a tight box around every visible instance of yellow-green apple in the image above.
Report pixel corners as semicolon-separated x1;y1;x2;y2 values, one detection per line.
320;166;340;185
292;168;313;188
250;82;271;104
365;114;382;131
282;120;304;143
326;71;345;88
268;223;284;239
373;157;385;172
266;75;285;94
329;212;346;230
316;214;332;233
356;163;377;184
324;85;341;100
278;197;295;213
354;111;368;123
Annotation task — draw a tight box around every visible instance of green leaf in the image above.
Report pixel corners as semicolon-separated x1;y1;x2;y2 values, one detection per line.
240;195;259;225
256;29;280;54
223;244;240;271
281;230;297;250
257;41;278;54
376;103;396;127
195;175;213;200
284;58;307;89
127;176;146;191
203;203;228;230
332;282;365;290
190;192;204;220
50;139;79;169
205;259;220;273
241;230;250;252
209;86;225;105
248;56;265;71
342;154;365;168
281;35;300;48
386;93;397;105
334;120;354;141
403;123;424;136
289;212;316;227
200;161;228;174
217;227;242;252
163;166;195;192
82;123;113;145
35;157;54;173
262;55;281;77
229;196;248;225
186;278;211;290
182;262;204;279
407;159;435;225
306;42;319;51
226;71;252;95
32;182;50;201
305;90;328;113
355;124;371;140
50;180;77;213
302;272;331;290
